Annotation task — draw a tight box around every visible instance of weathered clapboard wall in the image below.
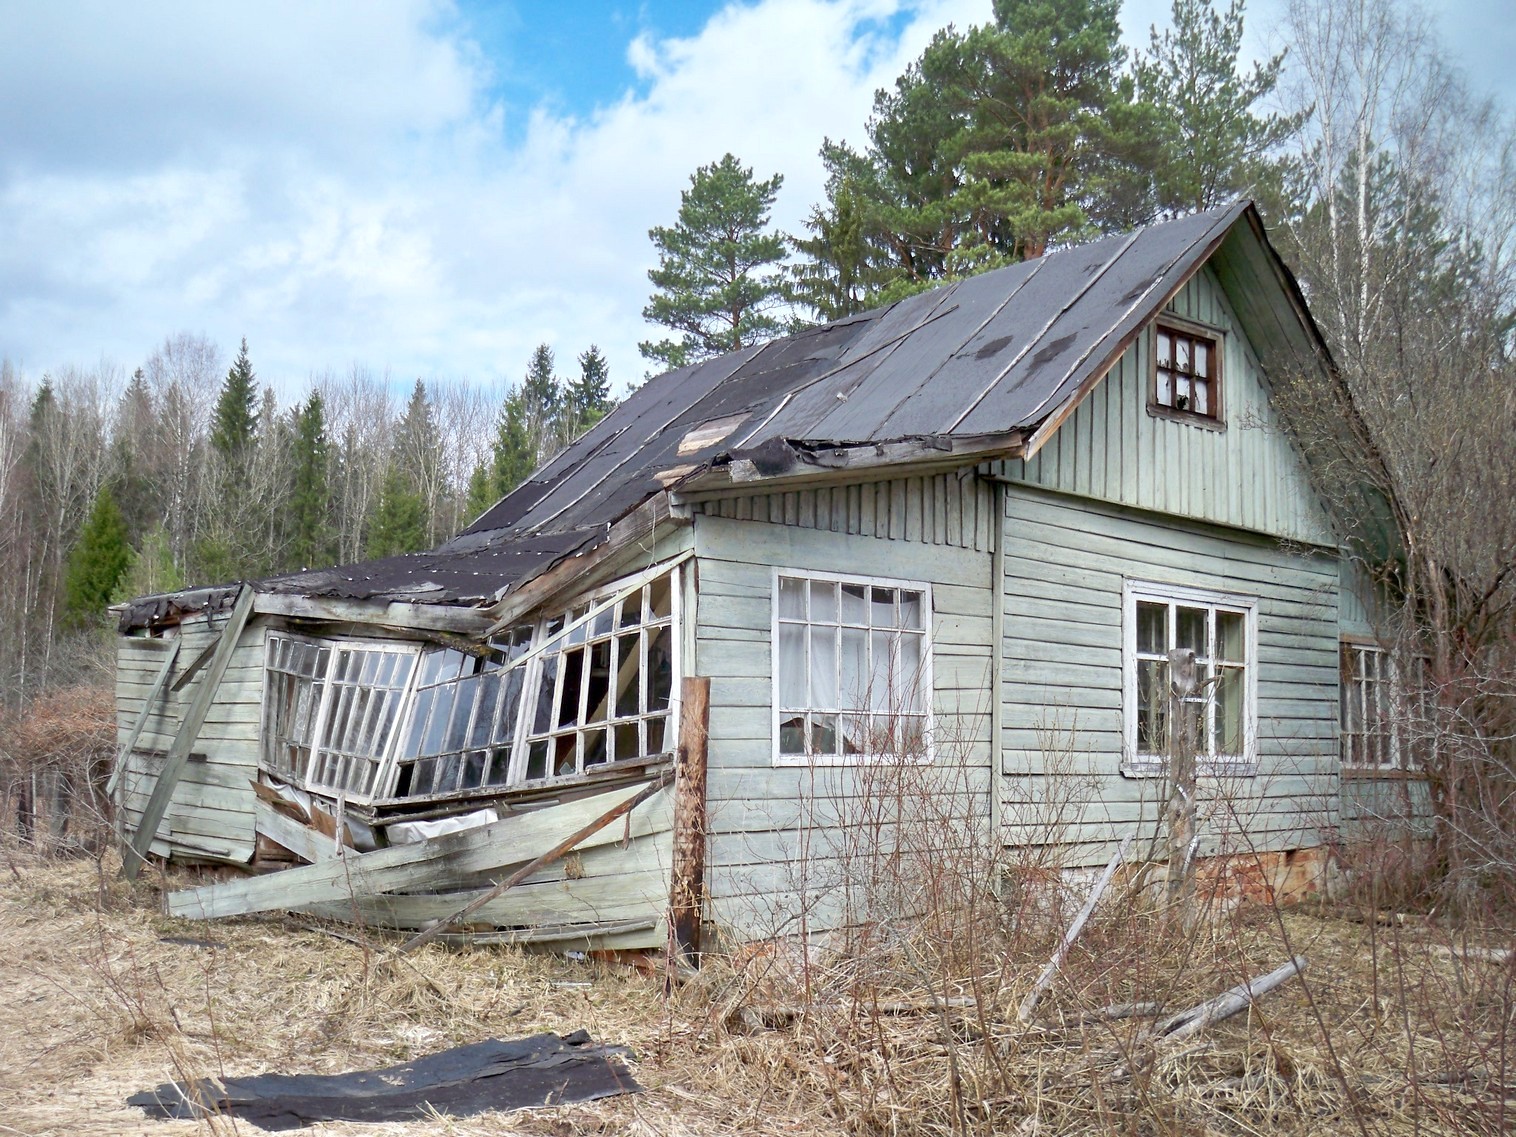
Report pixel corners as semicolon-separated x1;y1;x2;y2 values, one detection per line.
115;616;265;863
997;484;1341;867
691;470;997;941
1006;263;1339;549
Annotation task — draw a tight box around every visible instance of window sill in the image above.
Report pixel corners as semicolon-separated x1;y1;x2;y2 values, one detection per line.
1146;404;1226;432
1121;758;1258;779
775;752;934;767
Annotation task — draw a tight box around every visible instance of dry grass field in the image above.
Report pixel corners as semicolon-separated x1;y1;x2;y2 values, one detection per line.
0;842;1511;1137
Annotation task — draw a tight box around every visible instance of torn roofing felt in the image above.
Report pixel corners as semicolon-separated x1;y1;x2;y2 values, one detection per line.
127;1031;641;1130
122;201;1258;628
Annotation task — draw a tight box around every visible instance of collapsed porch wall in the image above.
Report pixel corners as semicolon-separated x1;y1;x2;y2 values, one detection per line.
690;470;998;942
115;617;266;863
996;482;1342;868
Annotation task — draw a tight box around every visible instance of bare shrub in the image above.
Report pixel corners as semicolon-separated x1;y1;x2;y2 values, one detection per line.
0;683;115;853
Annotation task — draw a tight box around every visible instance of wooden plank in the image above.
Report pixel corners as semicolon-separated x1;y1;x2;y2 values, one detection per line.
670;675;711;956
254;798;340;864
253;592;492;633
125;585;255;879
106;638;182;799
166;777;674;920
398;769;674;953
304;834;674;929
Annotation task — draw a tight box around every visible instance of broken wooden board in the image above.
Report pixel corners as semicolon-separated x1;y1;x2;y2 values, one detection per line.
302;830;673;931
128;1030;641;1128
166;778;673;920
254;798;341;865
126;585;255;879
106;638;181;800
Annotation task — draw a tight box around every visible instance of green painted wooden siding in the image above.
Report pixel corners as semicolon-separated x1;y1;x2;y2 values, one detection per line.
1004;265;1338;548
691;500;996;941
696;468;996;552
999;484;1341;866
115;618;265;862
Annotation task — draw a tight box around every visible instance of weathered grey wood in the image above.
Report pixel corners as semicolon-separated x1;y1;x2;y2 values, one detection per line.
254;798;340;864
303;833;674;928
167;778;673;919
1156;956;1309;1041
398;770;674;953
670;675;710;957
106;638;181;799
431;919;658;947
252;591;493;633
126;585;255;879
1017;833;1132;1023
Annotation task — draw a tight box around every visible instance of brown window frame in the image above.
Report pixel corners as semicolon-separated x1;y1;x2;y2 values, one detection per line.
1150;316;1224;427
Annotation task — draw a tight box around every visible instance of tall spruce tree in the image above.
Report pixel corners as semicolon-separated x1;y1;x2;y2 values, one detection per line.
564;346;613;437
521;344;561;455
62;485;131;627
211;338;257;464
640;154;790;371
288;391;332;569
1135;0;1300;214
366;463;428;559
487;386;537;499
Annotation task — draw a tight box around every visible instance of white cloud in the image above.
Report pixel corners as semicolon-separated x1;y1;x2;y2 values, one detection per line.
0;1;1003;394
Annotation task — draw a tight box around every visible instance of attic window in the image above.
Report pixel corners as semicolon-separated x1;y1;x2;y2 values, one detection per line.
1152;319;1221;421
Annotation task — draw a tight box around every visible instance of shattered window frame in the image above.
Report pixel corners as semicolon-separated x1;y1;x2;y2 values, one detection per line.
383;626;533;800
261;562;684;807
514;565;681;784
1151;317;1223;423
262;633;421;801
1122;581;1257;777
771;569;933;765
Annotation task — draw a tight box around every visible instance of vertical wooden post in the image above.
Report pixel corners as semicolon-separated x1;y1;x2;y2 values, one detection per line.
669;675;711;960
1164;648;1200;925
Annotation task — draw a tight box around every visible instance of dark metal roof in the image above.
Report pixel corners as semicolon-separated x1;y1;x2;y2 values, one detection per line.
126;202;1255;627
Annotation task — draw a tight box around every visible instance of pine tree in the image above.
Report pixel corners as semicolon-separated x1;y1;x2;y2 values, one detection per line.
62;485;132;626
1135;0;1301;215
640;154;791;371
564;346;613;437
794;0;1163;304
211;338;257;464
288;391;332;569
366;464;429;559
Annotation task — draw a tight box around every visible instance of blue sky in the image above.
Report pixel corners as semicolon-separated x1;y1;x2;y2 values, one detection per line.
0;0;1508;404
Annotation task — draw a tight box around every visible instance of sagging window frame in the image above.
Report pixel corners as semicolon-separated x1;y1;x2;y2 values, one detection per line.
1339;638;1432;774
258;554;687;807
1150;313;1225;428
770;567;934;767
1121;579;1258;778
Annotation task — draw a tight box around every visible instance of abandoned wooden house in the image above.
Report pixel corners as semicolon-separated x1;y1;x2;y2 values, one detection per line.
112;200;1403;951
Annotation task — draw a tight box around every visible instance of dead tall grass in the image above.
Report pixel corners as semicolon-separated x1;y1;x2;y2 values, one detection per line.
1;780;1511;1134
0;683;115;854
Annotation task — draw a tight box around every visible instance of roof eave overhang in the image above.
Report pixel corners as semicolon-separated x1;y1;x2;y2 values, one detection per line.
669;431;1026;503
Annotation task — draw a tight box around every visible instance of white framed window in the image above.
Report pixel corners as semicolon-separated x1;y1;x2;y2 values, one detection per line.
515;568;679;783
260;559;685;807
1341;641;1429;771
1122;581;1257;776
263;634;420;801
772;570;932;764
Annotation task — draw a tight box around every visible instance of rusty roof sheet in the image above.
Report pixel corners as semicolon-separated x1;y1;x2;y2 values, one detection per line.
125;202;1252;626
